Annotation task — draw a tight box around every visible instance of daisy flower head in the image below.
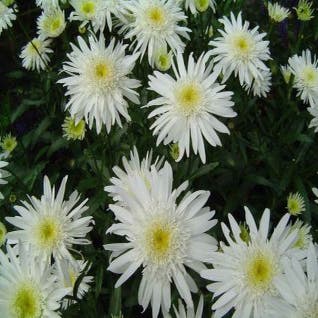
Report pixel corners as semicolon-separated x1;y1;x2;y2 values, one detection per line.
295;0;314;21
201;207;300;318
168;295;204;318
6;175;94;262
209;12;271;87
271;243;318;317
104;146;163;204
105;161;218;317
183;0;216;15
0;1;16;36
123;0;191;66
288;49;318;107
287;192;305;216
146;52;236;164
20;37;53;72
0;243;69;318
55;257;93;308
69;0;107;32
58;34;140;134
267;2;290;23
37;6;66;38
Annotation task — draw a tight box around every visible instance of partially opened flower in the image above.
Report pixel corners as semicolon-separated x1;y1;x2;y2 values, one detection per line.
201;207;300;318
20;37;53;72
184;0;215;15
6;175;94;262
58;35;140;134
209;12;271;87
267;2;290;23
123;0;191;66
37;6;66;38
0;244;69;317
146;52;236;163
105;160;218;317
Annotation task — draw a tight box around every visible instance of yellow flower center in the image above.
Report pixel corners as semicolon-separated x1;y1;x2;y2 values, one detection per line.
146;6;166;28
35;216;62;250
144;218;178;265
195;0;209;12
246;253;275;292
94;62;112;80
176;83;203;116
231;33;254;60
11;284;41;318
27;40;42;55
303;67;318;87
80;1;96;18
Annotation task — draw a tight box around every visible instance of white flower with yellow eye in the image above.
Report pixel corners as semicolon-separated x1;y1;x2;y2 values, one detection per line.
20;37;53;72
0;244;70;318
201;207;300;318
6;175;94;262
105;161;218;317
37;7;66;38
146;52;236;163
123;0;191;66
58;35;140;134
210;12;271;87
288;50;318;108
69;0;106;32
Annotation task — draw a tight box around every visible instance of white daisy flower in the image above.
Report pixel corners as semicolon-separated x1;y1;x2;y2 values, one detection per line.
183;0;215;15
6;175;94;262
201;207;300;318
58;35;140;134
308;106;318;133
243;67;272;97
69;0;106;32
0;244;69;318
0;2;16;36
123;0;191;66
288;49;318;108
55;257;93;309
20;37;53;72
209;12;271;87
104;146;163;204
271;243;318;318
146;52;236;163
105;161;218;317
267;2;290;23
37;7;66;38
0;159;10;200
166;295;204;318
